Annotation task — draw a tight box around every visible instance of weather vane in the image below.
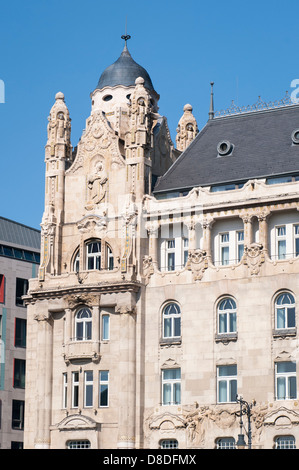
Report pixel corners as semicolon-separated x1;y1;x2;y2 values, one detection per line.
121;17;131;46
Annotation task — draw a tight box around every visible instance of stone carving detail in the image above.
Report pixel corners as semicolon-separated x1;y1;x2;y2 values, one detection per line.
77;214;107;234
243;242;265;275
143;255;154;284
186;249;208;281
86;161;108;209
65;293;100;309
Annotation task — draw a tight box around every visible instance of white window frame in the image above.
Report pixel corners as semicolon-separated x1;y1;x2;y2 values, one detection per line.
276;225;287;260
217;365;237;403
216;437;236;449
162;368;181;405
275;435;296;449
62;373;68;409
72;371;79;408
166;239;176;271
217;298;237;334
294;224;299;257
275;292;296;330
219;232;230;265
236;230;244;262
102;314;110;341
86;241;101;270
99;371;109;407
67;440;91;449
275;361;297;400
84;370;93;408
75;307;92;341
162;303;181;339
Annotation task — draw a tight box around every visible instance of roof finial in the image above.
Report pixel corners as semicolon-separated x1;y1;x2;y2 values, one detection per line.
121;17;131;50
209;82;214;120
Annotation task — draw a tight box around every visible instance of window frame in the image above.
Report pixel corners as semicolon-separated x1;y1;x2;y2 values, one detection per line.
99;370;109;407
162;302;181;340
161;368;181;406
75;307;92;341
275;361;297;400
275;435;296;449
217;365;237;403
84;370;93;408
217;297;237;335
275;292;296;331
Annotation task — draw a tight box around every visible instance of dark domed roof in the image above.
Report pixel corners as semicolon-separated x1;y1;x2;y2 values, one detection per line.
96;46;154;91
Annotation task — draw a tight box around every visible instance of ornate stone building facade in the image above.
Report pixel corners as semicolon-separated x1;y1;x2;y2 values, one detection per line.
24;39;299;449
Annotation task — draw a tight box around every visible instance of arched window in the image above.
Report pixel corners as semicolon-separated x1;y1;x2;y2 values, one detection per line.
73;250;80;272
217;298;237;334
67;440;91;449
275;435;296;449
160;439;178;449
216;437;236;449
86;241;101;270
162;303;181;339
275;292;295;329
75;307;92;341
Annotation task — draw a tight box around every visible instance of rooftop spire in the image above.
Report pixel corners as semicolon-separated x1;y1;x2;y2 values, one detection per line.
209;82;214;120
121;17;131;51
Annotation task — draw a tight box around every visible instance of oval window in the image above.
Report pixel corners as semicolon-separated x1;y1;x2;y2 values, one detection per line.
103;95;113;102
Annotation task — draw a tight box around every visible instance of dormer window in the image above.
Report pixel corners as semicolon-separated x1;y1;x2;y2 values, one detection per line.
291;129;299;144
217;140;233;156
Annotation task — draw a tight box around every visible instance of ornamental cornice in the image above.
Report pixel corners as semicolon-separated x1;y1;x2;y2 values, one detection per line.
25;280;141;304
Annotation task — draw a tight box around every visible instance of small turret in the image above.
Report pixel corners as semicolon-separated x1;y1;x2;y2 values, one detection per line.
176;103;198;152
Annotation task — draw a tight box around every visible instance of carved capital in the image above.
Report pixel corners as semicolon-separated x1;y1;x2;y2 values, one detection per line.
65;293;100;309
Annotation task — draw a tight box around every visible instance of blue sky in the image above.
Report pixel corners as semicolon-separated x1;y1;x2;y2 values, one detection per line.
0;0;298;230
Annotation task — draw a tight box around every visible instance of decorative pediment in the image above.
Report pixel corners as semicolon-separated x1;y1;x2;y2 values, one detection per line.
161;358;180;368
149;412;186;430
264;407;299;428
54;413;98;431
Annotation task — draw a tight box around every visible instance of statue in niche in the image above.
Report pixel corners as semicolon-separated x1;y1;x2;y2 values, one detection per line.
87;161;108;207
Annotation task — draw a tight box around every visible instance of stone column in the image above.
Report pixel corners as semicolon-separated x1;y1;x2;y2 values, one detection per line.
146;220;159;266
34;311;53;449
241;214;254;246
257;210;271;257
116;304;137;449
201;217;214;261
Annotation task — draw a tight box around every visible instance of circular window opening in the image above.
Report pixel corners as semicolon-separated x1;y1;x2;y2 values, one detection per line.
291;129;299;144
217;140;232;156
103;94;113;102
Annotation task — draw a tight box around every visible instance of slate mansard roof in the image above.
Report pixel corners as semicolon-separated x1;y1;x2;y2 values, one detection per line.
154;104;299;194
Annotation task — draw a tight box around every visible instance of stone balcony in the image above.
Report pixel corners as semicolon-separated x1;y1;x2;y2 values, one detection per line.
63;339;100;364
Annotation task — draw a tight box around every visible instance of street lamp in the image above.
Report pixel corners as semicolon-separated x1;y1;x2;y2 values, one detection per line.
236;395;256;449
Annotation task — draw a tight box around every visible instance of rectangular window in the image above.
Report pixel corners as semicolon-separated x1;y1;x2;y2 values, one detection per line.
99;371;109;407
220;233;230;265
72;371;79;408
15;278;28;307
217;365;237;403
162;368;181;405
294;225;299;257
62;373;68;409
15;318;26;348
276;362;297;400
237;231;244;262
84;371;93;407
0;275;5;303
183;238;189;266
276;226;286;259
12;400;25;430
13;359;26;388
166;240;175;271
102;315;110;341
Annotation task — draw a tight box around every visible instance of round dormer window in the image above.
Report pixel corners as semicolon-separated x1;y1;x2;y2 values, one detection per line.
103;94;113;102
217;140;232;156
291;129;299;144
